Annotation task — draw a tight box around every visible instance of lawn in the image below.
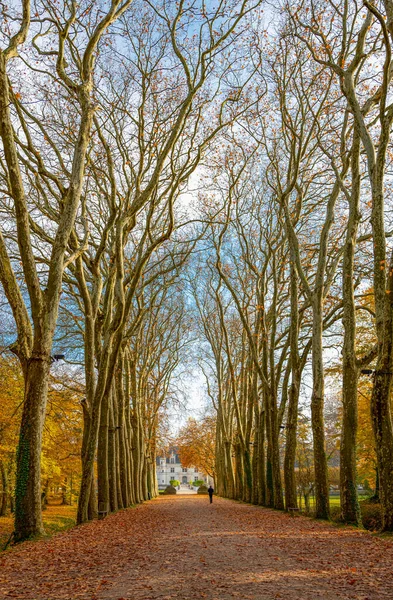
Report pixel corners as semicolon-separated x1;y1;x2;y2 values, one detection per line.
0;504;77;550
298;494;370;511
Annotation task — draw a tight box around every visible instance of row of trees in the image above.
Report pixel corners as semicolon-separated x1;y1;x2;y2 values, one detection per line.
0;0;263;541
2;0;393;542
185;0;393;531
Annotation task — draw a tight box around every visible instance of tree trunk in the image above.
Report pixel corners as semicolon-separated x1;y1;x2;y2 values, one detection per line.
271;398;284;510
340;131;362;526
88;476;98;520
251;374;260;505
342;68;393;533
284;257;300;510
370;238;393;530
243;449;252;503
142;457;149;501
224;440;235;499
370;467;380;503
78;331;123;523
14;355;49;541
311;297;330;520
108;391;118;513
0;460;8;516
284;384;300;510
234;443;243;500
371;366;393;529
97;390;110;517
257;409;266;506
113;370;124;509
265;390;274;507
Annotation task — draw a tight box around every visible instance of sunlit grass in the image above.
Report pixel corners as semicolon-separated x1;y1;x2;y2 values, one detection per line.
0;504;77;550
297;495;371;514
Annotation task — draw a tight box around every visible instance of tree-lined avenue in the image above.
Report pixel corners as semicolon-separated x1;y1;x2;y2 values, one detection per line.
1;496;393;600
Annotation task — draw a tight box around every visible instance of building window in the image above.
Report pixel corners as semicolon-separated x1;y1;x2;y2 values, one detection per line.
170;457;175;464
194;468;198;473
162;480;164;483
161;469;164;473
182;468;187;472
194;476;199;481
170;467;175;473
170;476;175;481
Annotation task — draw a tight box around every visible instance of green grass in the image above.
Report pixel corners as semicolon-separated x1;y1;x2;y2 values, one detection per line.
298;494;370;511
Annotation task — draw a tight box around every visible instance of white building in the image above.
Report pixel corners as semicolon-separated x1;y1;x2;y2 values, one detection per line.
156;448;208;489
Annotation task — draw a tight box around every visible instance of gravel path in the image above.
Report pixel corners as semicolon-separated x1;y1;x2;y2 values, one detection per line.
1;495;393;599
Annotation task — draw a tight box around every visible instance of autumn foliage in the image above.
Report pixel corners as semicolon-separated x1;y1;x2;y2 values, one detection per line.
0;355;82;514
177;417;216;479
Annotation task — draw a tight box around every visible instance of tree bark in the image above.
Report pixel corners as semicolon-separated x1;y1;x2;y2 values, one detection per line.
284;255;301;511
14;356;49;540
0;460;8;516
311;296;330;520
108;391;118;513
97;389;110;517
340;131;362;526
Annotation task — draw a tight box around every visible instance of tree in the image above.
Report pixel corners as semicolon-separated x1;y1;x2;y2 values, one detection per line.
289;0;393;532
177;417;216;480
0;0;134;541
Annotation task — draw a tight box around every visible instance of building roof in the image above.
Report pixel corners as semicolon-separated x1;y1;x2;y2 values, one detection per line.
156;447;181;466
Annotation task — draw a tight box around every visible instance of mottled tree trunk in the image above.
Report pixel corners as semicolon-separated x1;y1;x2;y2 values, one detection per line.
88;477;97;520
142;457;149;501
14;356;49;541
126;409;136;506
97;391;110;516
81;397;97;520
251;373;260;505
257;409;266;506
119;422;130;507
78;333;123;523
265;390;274;507
234;443;243;500
340;132;361;526
114;366;124;509
224;440;235;499
342;45;393;532
311;297;330;520
215;424;225;497
108;392;118;513
367;179;393;530
243;449;252;503
284;257;300;510
271;398;284;510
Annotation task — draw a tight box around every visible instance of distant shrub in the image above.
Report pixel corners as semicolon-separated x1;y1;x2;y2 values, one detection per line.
192;480;204;487
170;480;180;487
197;485;208;495
330;505;341;522
330;500;382;531
163;485;177;495
360;501;382;531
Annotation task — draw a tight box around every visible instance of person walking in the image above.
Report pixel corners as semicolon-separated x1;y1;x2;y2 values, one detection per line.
208;485;214;504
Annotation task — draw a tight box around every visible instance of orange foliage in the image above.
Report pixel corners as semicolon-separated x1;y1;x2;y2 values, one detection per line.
177;416;215;478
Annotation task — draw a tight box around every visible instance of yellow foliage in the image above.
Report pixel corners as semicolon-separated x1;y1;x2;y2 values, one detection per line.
0;355;83;504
